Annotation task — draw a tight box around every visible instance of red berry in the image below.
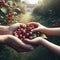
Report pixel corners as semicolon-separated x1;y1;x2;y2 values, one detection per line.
20;28;26;33
37;32;40;34
20;25;25;28
16;31;21;35
29;27;33;30
17;29;20;31
13;32;18;37
13;24;42;40
19;34;22;37
26;33;30;36
13;2;16;6
29;32;32;35
8;13;14;17
28;24;33;27
5;17;12;21
4;3;8;7
23;36;25;39
29;36;33;39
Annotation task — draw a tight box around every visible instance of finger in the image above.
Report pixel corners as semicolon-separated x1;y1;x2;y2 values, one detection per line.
24;39;35;44
27;22;40;28
10;23;26;31
9;23;21;31
6;40;33;52
14;46;33;52
13;37;34;50
18;46;34;52
24;39;39;48
31;28;39;32
21;43;34;50
6;35;34;51
20;23;26;27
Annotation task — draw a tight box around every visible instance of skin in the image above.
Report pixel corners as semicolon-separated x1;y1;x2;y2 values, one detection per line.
28;22;60;36
25;22;60;56
0;23;34;52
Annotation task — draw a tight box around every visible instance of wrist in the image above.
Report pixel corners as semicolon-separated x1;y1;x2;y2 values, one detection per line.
39;38;47;46
38;37;45;45
40;27;49;35
0;26;9;35
39;38;50;48
0;35;8;43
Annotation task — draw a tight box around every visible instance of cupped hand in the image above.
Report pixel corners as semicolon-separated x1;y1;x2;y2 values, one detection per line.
24;37;45;47
27;22;47;32
7;23;26;34
0;35;34;52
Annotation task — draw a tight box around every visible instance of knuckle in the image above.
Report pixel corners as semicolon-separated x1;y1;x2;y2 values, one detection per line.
7;35;14;38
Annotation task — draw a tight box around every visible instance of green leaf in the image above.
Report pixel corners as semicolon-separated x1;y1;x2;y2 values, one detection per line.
1;7;7;14
41;34;47;39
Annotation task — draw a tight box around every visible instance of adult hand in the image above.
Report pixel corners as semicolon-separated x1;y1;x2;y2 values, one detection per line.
8;23;26;34
0;35;34;52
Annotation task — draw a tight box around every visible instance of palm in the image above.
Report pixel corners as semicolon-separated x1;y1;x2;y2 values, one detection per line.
8;23;26;34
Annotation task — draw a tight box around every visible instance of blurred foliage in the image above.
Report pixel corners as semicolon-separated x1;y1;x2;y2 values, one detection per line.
0;0;17;25
0;0;60;60
33;0;60;18
0;0;26;25
32;0;60;60
17;2;27;14
33;0;60;28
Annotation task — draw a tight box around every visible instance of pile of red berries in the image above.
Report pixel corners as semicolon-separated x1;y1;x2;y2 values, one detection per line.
13;24;42;40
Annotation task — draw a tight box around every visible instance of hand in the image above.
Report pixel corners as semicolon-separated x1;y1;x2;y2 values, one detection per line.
7;23;26;34
27;22;47;32
0;35;34;52
24;37;45;46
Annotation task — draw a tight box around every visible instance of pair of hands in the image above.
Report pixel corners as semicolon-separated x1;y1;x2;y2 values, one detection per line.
1;22;47;52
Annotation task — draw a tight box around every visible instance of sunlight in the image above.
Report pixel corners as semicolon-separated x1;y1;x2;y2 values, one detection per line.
21;0;43;4
28;0;39;4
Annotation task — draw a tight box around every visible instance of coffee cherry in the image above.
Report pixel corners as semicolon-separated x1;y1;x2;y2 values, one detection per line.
13;32;18;37
16;31;21;35
13;2;16;6
4;3;8;8
29;32;32;35
19;34;22;37
23;36;25;39
22;29;26;33
29;36;33;40
26;33;30;36
13;24;42;40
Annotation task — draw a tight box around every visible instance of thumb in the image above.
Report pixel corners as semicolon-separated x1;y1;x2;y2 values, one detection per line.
24;39;34;44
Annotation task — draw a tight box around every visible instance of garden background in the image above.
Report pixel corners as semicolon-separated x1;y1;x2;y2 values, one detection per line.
0;0;60;60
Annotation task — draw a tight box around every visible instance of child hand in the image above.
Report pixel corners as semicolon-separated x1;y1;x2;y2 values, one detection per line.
27;22;47;32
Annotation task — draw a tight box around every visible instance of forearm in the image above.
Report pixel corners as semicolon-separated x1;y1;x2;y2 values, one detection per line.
40;39;60;56
41;28;60;36
0;25;9;35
